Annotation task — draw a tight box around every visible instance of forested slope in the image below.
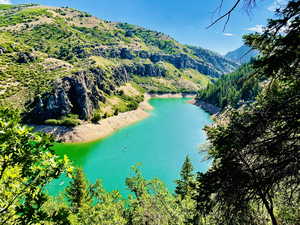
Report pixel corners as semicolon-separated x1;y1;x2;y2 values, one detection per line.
195;63;260;111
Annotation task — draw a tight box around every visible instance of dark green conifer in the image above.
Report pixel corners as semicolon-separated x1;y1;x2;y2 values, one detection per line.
175;156;195;198
65;168;91;213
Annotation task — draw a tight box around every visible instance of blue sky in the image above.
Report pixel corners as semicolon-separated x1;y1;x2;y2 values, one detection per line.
1;0;287;54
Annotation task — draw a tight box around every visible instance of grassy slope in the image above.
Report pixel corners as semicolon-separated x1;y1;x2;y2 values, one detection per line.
0;4;230;121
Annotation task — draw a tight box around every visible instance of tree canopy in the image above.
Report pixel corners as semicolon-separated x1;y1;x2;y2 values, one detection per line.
196;1;300;225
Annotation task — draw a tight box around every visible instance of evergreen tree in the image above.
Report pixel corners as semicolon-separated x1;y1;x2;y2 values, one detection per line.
175;156;195;198
65;168;91;213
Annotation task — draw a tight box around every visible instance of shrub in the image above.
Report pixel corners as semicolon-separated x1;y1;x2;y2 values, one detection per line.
91;112;101;123
61;118;81;126
44;119;61;126
126;101;139;111
114;108;119;116
102;112;109;119
44;115;81;127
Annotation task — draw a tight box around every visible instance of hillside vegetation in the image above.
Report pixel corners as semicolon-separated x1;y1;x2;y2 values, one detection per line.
0;4;237;124
196;63;260;110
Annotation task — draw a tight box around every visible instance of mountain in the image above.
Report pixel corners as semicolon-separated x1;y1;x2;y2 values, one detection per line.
225;45;258;64
0;4;239;123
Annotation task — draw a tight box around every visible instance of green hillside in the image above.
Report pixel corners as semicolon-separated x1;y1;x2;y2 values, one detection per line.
195;63;260;110
0;4;238;124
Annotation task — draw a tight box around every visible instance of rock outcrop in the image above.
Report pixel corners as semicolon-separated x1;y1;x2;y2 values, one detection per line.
80;46;233;77
25;66;129;123
124;63;166;77
188;46;239;75
17;52;36;63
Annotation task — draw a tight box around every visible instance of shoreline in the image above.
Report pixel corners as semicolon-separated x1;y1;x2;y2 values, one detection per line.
148;93;196;99
33;93;194;143
192;99;220;115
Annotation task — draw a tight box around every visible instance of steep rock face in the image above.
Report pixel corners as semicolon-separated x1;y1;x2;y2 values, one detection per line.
26;66;129;122
152;53;220;77
25;61;170;123
26;79;74;122
86;46;226;77
187;46;239;75
124;63;166;77
225;45;259;64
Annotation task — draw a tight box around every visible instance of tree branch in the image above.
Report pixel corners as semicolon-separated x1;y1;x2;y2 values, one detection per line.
206;0;242;30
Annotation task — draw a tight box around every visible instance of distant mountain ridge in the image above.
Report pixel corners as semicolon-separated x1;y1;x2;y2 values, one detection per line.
225;45;259;64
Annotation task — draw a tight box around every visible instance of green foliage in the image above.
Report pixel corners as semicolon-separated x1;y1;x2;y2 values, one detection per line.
0;108;71;224
175;156;197;198
103;93;144;117
119;93;144;111
65;168;92;213
196;2;300;225
44;114;81;127
73;26;127;45
44;169;126;225
197;63;260;109
117;23;180;54
132;75;180;93
41;165;198;225
18;23;85;59
0;8;52;27
126;165;197;225
91;112;101;123
0;4;15;10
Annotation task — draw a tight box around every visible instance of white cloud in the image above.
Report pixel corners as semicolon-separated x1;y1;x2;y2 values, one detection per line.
246;25;264;33
223;33;234;37
268;0;288;12
0;0;12;4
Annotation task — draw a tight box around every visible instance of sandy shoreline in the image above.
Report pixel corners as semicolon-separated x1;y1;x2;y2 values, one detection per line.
149;93;196;99
33;93;193;143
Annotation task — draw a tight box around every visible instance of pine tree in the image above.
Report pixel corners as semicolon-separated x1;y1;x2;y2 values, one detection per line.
175;156;195;198
65;168;91;213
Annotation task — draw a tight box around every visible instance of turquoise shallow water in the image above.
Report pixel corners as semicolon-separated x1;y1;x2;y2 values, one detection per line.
49;98;212;196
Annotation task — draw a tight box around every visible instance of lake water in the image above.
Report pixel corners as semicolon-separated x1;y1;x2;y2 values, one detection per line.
49;98;212;196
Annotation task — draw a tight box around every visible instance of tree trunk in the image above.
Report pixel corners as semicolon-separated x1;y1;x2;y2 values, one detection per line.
260;193;278;225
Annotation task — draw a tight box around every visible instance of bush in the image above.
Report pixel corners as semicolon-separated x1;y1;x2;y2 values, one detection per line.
102;112;109;119
91;112;101;123
126;101;139;111
61;118;81;126
44;115;81;127
44;119;61;126
114;108;119;116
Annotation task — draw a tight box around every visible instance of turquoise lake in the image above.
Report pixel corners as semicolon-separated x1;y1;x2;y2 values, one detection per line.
49;98;212;196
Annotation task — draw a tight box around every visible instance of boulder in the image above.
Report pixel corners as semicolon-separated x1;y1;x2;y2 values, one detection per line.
17;52;36;63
